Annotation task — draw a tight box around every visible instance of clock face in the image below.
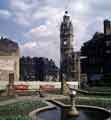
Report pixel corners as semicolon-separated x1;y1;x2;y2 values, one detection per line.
64;41;67;45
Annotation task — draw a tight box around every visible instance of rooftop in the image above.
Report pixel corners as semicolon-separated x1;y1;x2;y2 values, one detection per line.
0;37;19;56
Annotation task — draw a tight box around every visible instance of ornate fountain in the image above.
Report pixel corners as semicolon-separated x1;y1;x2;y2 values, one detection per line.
68;88;79;116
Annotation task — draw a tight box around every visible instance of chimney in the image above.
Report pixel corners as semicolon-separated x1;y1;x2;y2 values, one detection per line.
104;19;111;35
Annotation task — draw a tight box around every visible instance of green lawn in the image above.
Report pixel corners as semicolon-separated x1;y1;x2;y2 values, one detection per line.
0;100;47;120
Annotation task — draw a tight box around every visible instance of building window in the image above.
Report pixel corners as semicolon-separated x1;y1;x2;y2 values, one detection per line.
106;50;111;54
106;41;111;46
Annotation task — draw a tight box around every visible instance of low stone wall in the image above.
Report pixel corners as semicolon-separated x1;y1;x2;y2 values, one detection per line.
0;81;79;90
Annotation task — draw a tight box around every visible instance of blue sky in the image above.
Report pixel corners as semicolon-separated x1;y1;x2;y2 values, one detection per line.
0;0;111;65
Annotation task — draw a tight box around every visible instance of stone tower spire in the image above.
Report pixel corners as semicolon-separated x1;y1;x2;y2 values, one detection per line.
60;11;75;94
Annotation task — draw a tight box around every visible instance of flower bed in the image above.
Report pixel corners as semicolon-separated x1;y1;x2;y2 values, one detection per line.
40;85;56;92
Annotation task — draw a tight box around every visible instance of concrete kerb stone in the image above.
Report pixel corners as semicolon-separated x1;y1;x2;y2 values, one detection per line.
29;101;56;120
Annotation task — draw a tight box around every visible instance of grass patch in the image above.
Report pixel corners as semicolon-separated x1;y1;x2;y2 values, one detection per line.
0;100;47;120
83;87;111;93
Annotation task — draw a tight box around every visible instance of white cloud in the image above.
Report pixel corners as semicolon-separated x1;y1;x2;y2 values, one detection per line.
24;18;60;65
21;6;63;65
20;40;59;65
8;0;111;65
71;0;89;14
10;0;64;26
10;0;38;26
14;12;32;26
0;9;11;18
21;41;36;49
33;6;63;20
28;25;53;37
10;0;37;12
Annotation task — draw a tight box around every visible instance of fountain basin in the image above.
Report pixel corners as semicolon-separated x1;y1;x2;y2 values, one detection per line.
37;103;110;120
65;106;110;120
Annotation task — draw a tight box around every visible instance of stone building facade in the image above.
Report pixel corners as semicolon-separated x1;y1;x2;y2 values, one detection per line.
0;37;19;81
20;57;58;81
81;19;111;86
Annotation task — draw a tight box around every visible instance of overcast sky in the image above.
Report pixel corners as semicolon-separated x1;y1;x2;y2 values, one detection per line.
0;0;110;66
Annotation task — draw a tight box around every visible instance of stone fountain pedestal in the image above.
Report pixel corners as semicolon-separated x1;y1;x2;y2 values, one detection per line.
68;90;79;116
